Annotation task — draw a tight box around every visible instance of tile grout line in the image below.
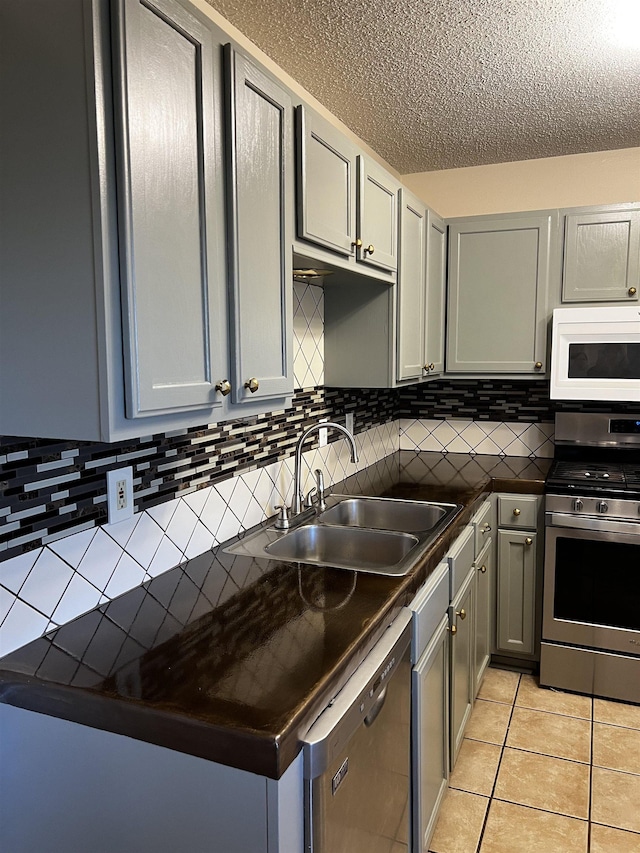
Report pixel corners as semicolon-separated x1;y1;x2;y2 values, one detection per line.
472;673;522;853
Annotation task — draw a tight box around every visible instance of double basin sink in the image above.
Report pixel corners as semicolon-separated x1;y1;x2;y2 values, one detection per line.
225;494;462;576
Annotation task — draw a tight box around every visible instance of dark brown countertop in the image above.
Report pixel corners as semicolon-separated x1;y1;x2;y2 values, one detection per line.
0;451;550;779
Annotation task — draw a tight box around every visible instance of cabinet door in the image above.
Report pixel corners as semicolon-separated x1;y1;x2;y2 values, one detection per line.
413;616;450;853
114;0;226;418
225;49;293;405
357;156;399;272
497;530;537;657
296;106;357;256
424;210;446;376
474;537;494;696
397;190;426;381
447;214;554;373
562;209;640;302
449;568;475;766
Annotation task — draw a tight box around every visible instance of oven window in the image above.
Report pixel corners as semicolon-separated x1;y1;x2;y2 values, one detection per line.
568;343;640;379
554;537;640;631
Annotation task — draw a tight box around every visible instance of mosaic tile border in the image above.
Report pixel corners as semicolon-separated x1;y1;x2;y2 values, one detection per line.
397;378;640;423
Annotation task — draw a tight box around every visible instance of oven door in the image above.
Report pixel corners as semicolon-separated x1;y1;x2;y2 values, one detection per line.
543;512;640;656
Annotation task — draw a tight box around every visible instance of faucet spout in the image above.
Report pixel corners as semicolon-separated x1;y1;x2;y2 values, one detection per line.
291;421;358;515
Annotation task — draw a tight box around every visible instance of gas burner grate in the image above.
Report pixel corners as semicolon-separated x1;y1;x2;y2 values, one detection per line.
551;462;626;484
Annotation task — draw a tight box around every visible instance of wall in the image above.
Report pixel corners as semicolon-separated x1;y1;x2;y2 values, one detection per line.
402;147;640;218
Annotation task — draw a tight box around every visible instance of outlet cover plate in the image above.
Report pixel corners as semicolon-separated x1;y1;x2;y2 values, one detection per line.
107;467;134;525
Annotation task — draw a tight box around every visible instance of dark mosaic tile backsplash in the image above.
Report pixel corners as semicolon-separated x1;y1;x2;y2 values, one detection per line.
2;379;637;562
397;378;640;422
0;387;397;562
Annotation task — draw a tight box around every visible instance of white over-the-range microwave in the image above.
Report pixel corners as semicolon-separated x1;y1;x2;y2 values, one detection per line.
550;306;640;402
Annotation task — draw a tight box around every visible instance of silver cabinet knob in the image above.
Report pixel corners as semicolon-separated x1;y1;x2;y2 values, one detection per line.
482;522;492;534
479;564;487;574
513;508;521;517
215;379;232;396
525;537;533;546
244;377;259;393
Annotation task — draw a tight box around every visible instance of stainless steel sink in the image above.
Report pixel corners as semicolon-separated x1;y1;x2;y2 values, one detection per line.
264;524;418;572
224;494;462;576
317;495;456;533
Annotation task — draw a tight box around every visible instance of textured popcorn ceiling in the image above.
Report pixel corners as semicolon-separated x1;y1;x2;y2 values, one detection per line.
206;0;640;172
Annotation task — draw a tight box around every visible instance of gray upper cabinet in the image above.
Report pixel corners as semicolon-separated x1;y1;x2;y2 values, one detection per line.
561;206;640;303
296;105;358;257
1;0;296;442
295;105;398;280
424;210;446;376
225;48;294;407
357;156;399;272
114;0;225;419
397;190;427;382
447;212;557;374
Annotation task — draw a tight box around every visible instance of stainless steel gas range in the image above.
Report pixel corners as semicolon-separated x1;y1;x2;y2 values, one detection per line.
541;412;640;704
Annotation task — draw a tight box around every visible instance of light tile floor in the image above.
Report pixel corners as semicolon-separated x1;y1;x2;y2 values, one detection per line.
429;667;640;853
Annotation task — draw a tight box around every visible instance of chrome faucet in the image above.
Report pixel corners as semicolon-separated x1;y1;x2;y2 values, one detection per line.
291;421;358;515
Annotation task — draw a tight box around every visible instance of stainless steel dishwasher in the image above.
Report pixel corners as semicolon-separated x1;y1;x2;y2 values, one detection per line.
302;609;412;853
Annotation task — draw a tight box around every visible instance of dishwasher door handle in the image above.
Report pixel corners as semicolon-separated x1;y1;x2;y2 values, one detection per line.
364;686;387;727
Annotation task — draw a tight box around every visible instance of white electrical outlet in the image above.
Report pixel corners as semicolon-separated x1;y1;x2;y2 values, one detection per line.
318;418;328;447
345;412;354;433
107;466;134;524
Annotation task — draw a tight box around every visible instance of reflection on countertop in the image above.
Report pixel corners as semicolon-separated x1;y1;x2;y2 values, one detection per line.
0;451;550;779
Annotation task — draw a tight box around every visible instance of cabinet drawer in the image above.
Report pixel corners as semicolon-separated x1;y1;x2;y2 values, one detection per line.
498;495;540;529
447;526;475;600
472;500;493;556
410;561;449;663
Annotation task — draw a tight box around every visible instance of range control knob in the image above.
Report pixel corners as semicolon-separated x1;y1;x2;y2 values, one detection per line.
573;499;584;511
597;501;609;514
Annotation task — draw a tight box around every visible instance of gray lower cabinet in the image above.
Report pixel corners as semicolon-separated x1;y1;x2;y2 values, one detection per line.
447;524;476;766
225;48;294;407
474;536;494;695
449;566;475;766
561;205;640;303
495;494;543;661
412;615;450;853
410;560;450;853
447;211;558;374
1;703;304;853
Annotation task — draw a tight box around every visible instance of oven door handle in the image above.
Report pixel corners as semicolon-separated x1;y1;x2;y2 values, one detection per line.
547;512;640;536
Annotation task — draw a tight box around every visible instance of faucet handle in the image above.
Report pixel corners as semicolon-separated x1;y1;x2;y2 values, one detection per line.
314;469;327;512
273;505;290;530
304;487;317;508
